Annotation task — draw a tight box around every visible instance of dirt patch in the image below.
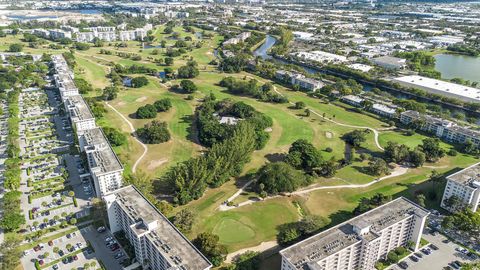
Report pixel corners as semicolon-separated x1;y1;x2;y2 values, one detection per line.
135;96;148;102
146;158;168;170
117;101;126;106
264;127;273;132
325;131;333;138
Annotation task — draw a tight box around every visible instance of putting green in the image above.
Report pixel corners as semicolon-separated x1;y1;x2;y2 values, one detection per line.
212;218;256;244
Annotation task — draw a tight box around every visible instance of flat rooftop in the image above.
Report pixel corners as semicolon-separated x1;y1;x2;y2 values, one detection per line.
394;75;480;102
280;197;429;268
112;185;212;270
65;95;94;121
81;127;109;148
447;162;480;187
86;134;123;174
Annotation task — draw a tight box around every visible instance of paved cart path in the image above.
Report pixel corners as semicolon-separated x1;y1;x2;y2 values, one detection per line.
105;102;148;173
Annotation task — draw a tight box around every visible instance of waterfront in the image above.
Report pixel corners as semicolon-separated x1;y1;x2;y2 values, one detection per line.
435;53;480;83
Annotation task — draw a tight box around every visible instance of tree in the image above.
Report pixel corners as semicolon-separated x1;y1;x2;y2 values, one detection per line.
193;232;227;267
256;162;311;195
342;130;368;147
180;79;198;93
75;42;91;51
353;193;392;215
131;76;149;88
415;194;426;208
294;101;305;109
103;127;127;146
68;191;75;197
408;149;426;167
172;209;195;234
384;142;410;164
366;158;389;176
232;251;260;270
153;98;172;112
136;104;158;119
136;120;171;144
428;170;441;198
92;37;104;47
285;139;323;172
43;252;49;259
164;57;174;66
277;225;300;246
420;138;445;162
0;212;25;231
101;86;119;101
66;244;72;251
304;108;310;117
9;43;23;52
177;65;199;78
0;233;22;270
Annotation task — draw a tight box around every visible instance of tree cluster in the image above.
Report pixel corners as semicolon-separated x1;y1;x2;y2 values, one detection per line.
219;76;288;104
193;232;228;267
177;60;199;79
384;141;427;167
136;120;171;144
103;127;127;147
353;193;392;215
277;215;329;246
285;139;337;177
130;76;149;88
136;98;172;119
161;122;256;205
196;99;272;150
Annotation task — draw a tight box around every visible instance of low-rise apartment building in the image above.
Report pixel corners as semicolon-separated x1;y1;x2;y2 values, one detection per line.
280;197;429;270
104;185;212;270
275;70;324;91
223;32;251;45
400;110;480;146
441;162;480;212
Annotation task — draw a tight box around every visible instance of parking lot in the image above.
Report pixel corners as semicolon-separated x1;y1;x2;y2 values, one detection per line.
389;232;479;270
21;225;128;270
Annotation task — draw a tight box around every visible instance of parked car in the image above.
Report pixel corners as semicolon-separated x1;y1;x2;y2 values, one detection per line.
414;252;423;258
97;226;106;233
115;252;125;259
73;255;78;261
52;264;59;270
398;261;408;269
410;255;418;262
430;244;439;250
38;260;44;266
48;240;53;246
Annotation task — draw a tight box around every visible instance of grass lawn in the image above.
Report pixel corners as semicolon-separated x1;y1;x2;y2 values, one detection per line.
195;197;300;252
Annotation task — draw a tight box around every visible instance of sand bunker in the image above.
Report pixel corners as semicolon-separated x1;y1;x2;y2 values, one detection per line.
325;131;333;138
136;96;148;102
146;158;168;170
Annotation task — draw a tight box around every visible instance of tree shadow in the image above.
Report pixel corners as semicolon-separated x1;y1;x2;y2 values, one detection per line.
264;153;286;163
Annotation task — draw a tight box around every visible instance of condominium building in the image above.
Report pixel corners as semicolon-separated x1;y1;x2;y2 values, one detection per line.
48;29;72;40
76;32;96;43
104;185;212;270
275;70;324;91
400;110;480;146
77;128;124;197
64;95;96;132
223;32;251;45
51;55;79;98
441;162;480;212
96;31;117;42
280;197;429;270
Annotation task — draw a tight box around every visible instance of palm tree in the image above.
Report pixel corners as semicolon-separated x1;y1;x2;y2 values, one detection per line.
429;170;441;199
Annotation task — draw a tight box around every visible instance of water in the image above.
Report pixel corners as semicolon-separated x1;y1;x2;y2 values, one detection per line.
435;54;480;83
6;9;101;21
253;35;277;60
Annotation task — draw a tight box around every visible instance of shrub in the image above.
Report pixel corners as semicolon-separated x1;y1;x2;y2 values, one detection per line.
153;98;172;112
136;104;157;119
136;121;170;144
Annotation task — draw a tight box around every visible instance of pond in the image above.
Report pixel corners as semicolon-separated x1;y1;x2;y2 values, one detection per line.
435;54;480;83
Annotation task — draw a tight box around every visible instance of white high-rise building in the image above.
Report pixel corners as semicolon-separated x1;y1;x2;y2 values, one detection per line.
280;197;429;270
104;185;212;270
441;162;480;212
63;95;96;132
78;128;123;197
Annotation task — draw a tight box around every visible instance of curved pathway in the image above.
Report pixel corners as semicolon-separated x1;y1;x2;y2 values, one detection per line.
219;165;409;211
271;86;385;150
105;102;148;173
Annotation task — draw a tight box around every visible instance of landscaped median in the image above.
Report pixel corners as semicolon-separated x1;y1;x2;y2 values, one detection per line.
375;246;411;270
35;246;89;270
